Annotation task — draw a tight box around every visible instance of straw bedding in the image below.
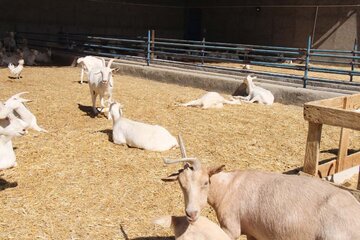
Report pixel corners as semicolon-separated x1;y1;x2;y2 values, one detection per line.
0;66;358;239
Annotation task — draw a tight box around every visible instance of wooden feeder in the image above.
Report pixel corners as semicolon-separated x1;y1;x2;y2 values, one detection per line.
303;93;360;190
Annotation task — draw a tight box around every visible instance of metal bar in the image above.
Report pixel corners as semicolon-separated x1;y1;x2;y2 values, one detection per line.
312;49;360;54
350;38;358;82
304;36;311;88
201;38;205;65
146;30;151;66
309;66;360;76
311;53;360;60
155;37;303;51
155;41;302;55
311;6;319;47
311;58;360;65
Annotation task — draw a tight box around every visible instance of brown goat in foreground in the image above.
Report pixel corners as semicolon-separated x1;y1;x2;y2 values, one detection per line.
162;136;360;240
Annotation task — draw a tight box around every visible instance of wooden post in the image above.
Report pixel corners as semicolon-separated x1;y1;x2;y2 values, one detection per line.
336;97;351;172
303;122;323;176
151;30;155;61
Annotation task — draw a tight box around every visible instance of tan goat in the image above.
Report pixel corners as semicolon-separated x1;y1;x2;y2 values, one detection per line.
162;136;360;240
153;215;231;240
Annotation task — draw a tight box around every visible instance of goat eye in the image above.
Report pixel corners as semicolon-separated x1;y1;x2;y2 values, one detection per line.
204;181;209;186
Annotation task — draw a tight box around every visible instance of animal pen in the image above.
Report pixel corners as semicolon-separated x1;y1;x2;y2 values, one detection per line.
15;31;360;89
303;94;360;190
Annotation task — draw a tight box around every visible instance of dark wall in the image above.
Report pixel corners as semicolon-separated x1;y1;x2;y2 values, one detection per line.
0;0;359;50
0;0;184;38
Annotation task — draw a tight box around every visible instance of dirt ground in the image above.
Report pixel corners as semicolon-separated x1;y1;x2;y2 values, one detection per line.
0;66;359;240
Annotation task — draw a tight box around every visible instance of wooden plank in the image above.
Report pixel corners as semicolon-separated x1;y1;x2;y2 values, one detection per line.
318;160;337;177
306;96;344;108
306;93;360;108
344;151;360;169
304;105;360;131
336;97;351;172
303;122;323;176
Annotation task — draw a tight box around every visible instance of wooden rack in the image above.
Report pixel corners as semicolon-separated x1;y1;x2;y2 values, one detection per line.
303;93;360;190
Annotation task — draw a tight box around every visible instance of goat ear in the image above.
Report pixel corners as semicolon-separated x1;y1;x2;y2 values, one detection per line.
208;165;225;177
161;171;180;182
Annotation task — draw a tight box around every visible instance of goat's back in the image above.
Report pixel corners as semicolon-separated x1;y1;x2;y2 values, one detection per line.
214;170;360;240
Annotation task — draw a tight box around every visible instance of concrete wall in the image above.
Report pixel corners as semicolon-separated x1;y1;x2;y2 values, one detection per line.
201;6;360;49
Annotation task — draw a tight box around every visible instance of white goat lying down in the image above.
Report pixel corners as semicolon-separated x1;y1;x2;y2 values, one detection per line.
109;102;178;151
0;101;28;170
0;126;26;170
77;56;104;84
154;215;231;240
162;144;360;240
180;92;241;109
234;74;274;105
0;92;47;132
8;59;25;79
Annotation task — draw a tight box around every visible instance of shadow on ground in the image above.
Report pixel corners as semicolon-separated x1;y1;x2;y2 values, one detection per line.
0;177;18;191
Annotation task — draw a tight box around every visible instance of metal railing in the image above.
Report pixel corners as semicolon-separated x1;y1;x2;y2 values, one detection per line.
15;30;360;88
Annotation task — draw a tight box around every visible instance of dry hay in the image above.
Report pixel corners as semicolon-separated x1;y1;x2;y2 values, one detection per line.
0;66;359;239
209;62;360;82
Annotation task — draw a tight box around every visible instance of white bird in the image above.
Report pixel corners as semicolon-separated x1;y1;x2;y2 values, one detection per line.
8;59;25;79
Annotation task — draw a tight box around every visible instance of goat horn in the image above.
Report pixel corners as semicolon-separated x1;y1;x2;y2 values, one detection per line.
178;134;187;158
10;92;28;99
107;58;115;68
163;157;201;171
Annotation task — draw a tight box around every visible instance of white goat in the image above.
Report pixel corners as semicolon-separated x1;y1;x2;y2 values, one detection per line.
0;125;27;171
234;74;274;105
35;49;51;64
8;59;25;79
3;32;16;52
77;56;104;84
2;49;23;65
0;92;47;132
162;142;360;240
242;64;251;70
23;48;38;66
154;215;231;240
0;103;28;170
88;58;116;114
180;92;241;109
109;102;178;151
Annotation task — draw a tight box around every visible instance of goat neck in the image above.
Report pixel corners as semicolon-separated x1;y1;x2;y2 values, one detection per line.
207;171;235;210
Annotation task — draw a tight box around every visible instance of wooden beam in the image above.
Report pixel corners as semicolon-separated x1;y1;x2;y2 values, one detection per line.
318;160;337;178
303;122;323;176
305;93;360;108
344;151;360;169
304;105;360;131
336;97;351;172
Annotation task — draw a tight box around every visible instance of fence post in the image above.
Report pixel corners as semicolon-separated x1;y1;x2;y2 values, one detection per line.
303;35;312;88
350;38;357;82
151;30;155;61
201;37;205;65
146;30;151;66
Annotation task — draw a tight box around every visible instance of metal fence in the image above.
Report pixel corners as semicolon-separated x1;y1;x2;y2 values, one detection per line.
16;30;360;88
